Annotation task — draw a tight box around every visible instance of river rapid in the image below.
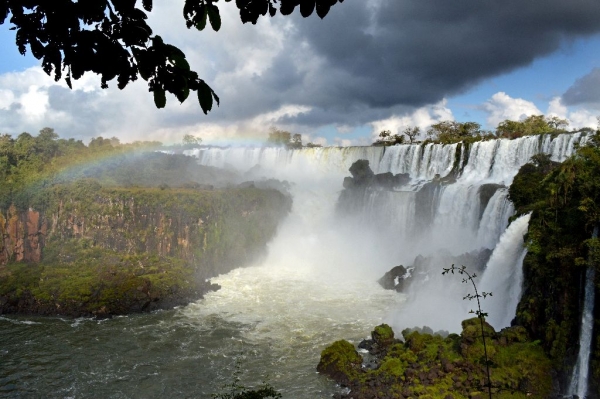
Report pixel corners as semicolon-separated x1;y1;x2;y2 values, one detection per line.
1;266;403;398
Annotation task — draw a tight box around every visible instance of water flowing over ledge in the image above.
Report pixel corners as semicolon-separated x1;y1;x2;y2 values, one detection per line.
186;132;587;333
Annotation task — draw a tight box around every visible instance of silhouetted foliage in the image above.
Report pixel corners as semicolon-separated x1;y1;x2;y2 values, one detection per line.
442;264;493;399
1;0;344;113
372;129;405;146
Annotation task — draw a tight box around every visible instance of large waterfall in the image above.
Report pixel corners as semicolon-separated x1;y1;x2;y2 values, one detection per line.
1;133;590;398
187;132;585;333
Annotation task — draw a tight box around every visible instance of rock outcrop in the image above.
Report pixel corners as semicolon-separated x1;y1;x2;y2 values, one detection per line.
0;183;291;316
378;248;493;293
318;321;556;399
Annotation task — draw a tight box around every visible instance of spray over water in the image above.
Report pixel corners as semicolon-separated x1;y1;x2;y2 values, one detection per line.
187;133;585;338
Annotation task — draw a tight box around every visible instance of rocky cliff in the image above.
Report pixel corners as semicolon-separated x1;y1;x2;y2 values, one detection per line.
0;181;291;316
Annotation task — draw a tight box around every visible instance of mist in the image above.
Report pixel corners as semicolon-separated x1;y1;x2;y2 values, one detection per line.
186;132;585;337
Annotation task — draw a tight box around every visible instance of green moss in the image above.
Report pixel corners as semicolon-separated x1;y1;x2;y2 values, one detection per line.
317;340;362;380
372;323;394;344
319;323;553;399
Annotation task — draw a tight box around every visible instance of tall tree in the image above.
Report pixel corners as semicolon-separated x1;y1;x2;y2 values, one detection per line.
1;0;344;113
403;126;420;144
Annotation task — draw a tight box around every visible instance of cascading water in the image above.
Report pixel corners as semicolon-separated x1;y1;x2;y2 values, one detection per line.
187;132;587;334
1;133;590;398
568;226;598;398
478;213;531;330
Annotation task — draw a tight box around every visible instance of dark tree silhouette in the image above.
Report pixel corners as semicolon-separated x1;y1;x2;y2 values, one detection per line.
1;0;344;113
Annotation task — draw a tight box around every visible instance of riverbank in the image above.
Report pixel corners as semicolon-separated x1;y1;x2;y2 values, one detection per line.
0;184;291;317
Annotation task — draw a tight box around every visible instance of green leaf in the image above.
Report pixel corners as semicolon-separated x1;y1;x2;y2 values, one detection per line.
152;35;164;46
195;5;208;31
170;54;190;71
197;82;213;114
207;5;221;31
153;88;166;109
176;84;190;103
139;65;153;81
165;44;186;58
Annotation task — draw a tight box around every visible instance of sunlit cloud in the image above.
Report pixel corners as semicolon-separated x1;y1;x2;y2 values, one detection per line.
369;100;454;141
481;92;542;127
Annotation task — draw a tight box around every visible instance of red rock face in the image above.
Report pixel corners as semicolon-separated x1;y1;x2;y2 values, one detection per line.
0;206;45;264
25;209;42;262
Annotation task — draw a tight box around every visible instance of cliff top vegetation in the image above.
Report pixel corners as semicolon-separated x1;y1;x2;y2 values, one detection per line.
0;128;242;211
374;115;580;146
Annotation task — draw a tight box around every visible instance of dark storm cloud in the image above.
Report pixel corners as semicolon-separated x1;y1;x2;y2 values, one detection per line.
563;68;600;105
242;0;600;125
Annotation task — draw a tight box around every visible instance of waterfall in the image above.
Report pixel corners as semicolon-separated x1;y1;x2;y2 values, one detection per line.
568;226;598;398
479;213;531;330
187;133;587;333
477;188;514;249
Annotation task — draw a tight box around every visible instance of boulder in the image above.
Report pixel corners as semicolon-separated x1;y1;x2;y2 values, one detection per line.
378;265;412;292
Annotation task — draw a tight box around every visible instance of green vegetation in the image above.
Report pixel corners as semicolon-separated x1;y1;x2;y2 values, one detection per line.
443;265;493;399
0;128;244;211
0;128;164;210
496;115;568;139
373;129;406;146
317;323;553;399
265;127;303;149
0;128;291;316
372;323;395;344
426;121;488;144
0;184;290;315
374;115;580;147
509;130;600;387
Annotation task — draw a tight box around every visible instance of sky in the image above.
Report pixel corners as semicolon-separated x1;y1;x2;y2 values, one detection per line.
1;0;600;146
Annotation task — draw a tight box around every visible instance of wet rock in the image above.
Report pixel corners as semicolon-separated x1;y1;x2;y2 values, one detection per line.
377;265;412;292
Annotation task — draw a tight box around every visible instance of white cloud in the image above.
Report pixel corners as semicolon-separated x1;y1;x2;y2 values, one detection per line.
566;109;598;130
369;99;454;141
547;96;568;119
19;85;49;120
545;96;597;130
308;136;328;146
334;137;354;147
481;92;541;127
0;89;15;109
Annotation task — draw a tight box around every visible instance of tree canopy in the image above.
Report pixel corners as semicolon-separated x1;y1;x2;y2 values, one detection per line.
266;127;302;149
0;0;344;113
427;121;483;143
496;115;569;139
372;129;405;146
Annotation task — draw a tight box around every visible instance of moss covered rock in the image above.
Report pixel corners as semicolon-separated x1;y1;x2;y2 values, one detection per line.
372;323;395;346
317;340;363;386
318;323;554;399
